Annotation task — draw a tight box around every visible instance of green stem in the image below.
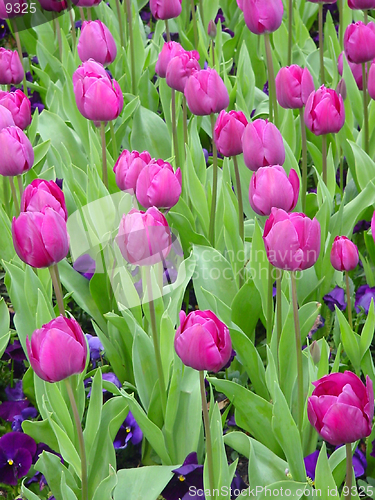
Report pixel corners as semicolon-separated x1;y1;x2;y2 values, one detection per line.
190;0;198;49
11;21;28;95
211;39;215;68
9;177;19;216
53;15;63;60
87;7;92;21
345;443;353;500
291;271;304;435
345;272;353;329
64;378;88;500
171;89;181;171
276;269;282;358
115;0;125;48
198;0;204;26
199;371;215;499
49;264;65;317
322;134;327;185
165;18;171;42
67;0;77;50
338;0;343;48
125;0;136;95
288;0;293;65
3;176;10;217
183;95;188;146
362;63;369;154
319;4;324;85
100;122;108;189
79;6;85;22
340;150;344;192
233;156;244;287
299;108;307;213
109;121;118;160
17;175;23;201
264;33;278;126
208;113;218;247
267;260;274;344
364;10;368;24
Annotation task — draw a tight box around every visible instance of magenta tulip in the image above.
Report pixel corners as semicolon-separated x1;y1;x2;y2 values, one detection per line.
368;61;375;101
263;207;321;271
37;0;67;11
275;65;315;109
237;0;243;9
308;372;374;446
72;0;101;6
21;179;68;221
26;316;87;383
242;0;283;35
242;119;285;171
117;207;171;266
113;149;151;193
0;90;32;130
73;59;123;124
344;22;375;64
306;0;336;3
155;42;185;78
184;68;229;116
0;49;24;85
337;52;364;91
0;126;34;177
150;0;182;20
0;105;15;131
214;110;248;157
249;166;299;216
77;20;117;65
330;236;359;272
348;0;375;8
304;86;345;136
136;159;182;209
166;51;200;93
174;310;232;372
12;208;69;268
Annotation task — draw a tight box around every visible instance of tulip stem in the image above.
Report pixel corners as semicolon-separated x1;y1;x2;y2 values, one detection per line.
67;0;77;50
16;175;23;200
362;63;369;155
11;21;28;97
345;272;353;329
287;0;293;65
318;4;324;85
291;270;304;436
165;19;171;42
264;33;278;127
182;95;188;146
115;0;125;48
125;0;136;95
267;260;274;344
322;134;327;185
233;155;244;287
340;151;344;192
49;264;65;317
53;15;63;60
276;269;282;359
9;177;20;216
3;177;10;217
190;0;199;50
299;108;307;212
338;0;343;48
198;0;204;27
87;8;92;21
65;378;88;500
171;89;181;171
109;122;117;160
79;7;85;22
364;10;368;24
100;122;108;189
208;113;218;247
345;443;353;500
199;371;215;500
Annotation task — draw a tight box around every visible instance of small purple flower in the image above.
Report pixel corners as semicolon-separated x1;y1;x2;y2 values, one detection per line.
353;220;371;234
113;411;142;449
0;432;37;485
161;452;204;500
215;8;225;24
11;407;38;432
5;380;24;401
0;19;10;39
304;450;320;481
323;286;347;312
0;400;30;422
308;315;325;339
86;372;121;397
263;81;269;96
55;178;63;190
355;285;375;314
2;340;26;361
31;56;39;65
352;447;367;477
86;334;104;365
29;90;45;114
223;349;236;369
73;254;96;280
203;148;209;164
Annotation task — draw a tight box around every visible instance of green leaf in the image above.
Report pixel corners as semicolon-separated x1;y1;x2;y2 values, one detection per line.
335;306;361;371
0;297;10;357
48;415;82;479
114;465;175;500
359;300;375;360
22;418;59;452
92;465;117;500
131;106;171;159
314;443;337;500
349;141;375;190
83;369;103;459
231;279;262;343
132;327;158;412
35;451;79;500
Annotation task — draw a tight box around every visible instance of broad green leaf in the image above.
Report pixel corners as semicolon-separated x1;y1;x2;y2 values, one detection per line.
114;466;175;500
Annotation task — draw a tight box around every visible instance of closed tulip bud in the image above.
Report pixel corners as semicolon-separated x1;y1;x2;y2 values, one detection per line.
37;0;67;11
12;208;69;268
242;119;285;171
117;207;171;266
275;65;315;109
344;22;375;64
72;0;101;6
174;310;232;372
337;52;364;90
155;42;184;78
184;68;229;116
21;179;68;221
310;341;321;365
263;207;321;271
0;126;34;177
0;90;32;129
330;236;359;272
242;0;283;35
348;0;375;8
336;79;347;100
0;49;24;85
208;20;217;38
249;166;299;216
213;110;248;157
368;61;375;101
166;51;200;93
136;159;182;209
26;316;87;383
77;20;117;65
308;372;374;445
113;149;151;193
0;105;15;131
304;86;345;136
150;0;182;20
73;60;123;124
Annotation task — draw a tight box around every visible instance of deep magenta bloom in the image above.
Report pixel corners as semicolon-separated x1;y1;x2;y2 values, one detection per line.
72;0;101;6
304;86;345;136
21;179;68;221
0;125;34;176
344;22;375;64
330;236;359;272
37;0;67;11
174;310;232;372
242;119;285;171
150;0;182;20
242;0;283;35
0;48;24;85
214;110;248;157
166;51;200;93
308;372;374;446
348;0;375;7
113;149;151;193
155;42;184;78
77;20;117;65
26;316;87;383
337;52;364;91
184;68;229;116
0;90;32;130
0;0;28;18
0;432;37;485
275;65;315;109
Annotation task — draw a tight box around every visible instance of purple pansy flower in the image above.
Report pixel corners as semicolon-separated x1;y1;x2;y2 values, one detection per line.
113;411;142;449
161;452;204;500
323;286;347;312
0;432;37;485
73;254;96;280
86;334;104;366
2;340;26;361
355;285;375;314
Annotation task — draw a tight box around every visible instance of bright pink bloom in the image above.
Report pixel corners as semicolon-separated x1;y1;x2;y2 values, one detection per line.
26;316;87;383
330;236;359;272
166;51;200;93
21;179;68;221
77;20;117;65
150;0;182;20
263;207;321;271
0;125;34;176
249;166;299;216
242;119;285;171
136;159;182;209
0;105;15;131
174;310;232;372
37;0;67;11
12;208;69;268
113;149;151;192
304;86;345;136
344;22;375;64
184;68;229;116
237;0;243;9
337;52;364;91
214;110;248;157
275;65;315;109
368;61;375;101
0;90;32;129
73;59;123;124
242;0;283;35
117;207;171;266
308;372;374;446
348;0;375;8
155;42;184;78
0;49;24;85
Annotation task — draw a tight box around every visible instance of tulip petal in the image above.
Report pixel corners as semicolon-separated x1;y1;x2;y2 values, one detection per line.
320;403;371;445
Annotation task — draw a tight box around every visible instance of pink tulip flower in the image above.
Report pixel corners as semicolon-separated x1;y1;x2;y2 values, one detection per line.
348;0;375;8
184;68;229;116
242;0;283;35
166;51;200;93
37;0;67;11
0;48;24;85
21;179;68;221
0;0;28;18
214;110;248;157
0;90;32;130
242;119;285;171
72;0;101;6
77;20;117;65
330;236;359;272
304;86;345;136
150;0;182;20
0;105;15;131
344;22;375;64
155;42;185;78
337;52;365;91
113;149;151;193
275;65;315;109
0;125;34;177
136;159;182;209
